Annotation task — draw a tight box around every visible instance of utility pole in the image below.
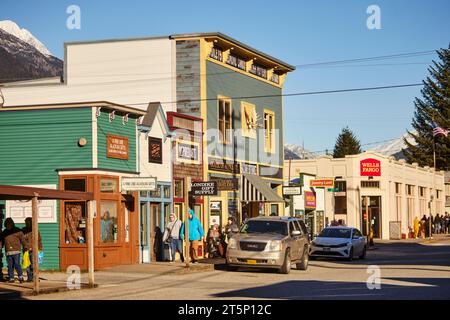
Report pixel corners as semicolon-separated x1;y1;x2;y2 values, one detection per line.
31;195;39;295
184;177;192;268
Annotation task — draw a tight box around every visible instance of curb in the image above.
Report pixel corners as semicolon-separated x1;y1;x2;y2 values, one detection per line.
14;283;99;298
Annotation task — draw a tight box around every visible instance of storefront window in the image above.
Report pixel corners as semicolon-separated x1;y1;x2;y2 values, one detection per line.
163;185;171;199
174;179;184;198
149;185;161;198
64;202;86;244
270;204;279;216
164;203;171;224
64;179;86;192
140;191;148;198
100;201;118;243
101;179;118;193
140;203;148;246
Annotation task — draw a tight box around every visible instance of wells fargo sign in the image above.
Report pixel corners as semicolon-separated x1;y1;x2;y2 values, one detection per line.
107;134;129;160
360;158;381;176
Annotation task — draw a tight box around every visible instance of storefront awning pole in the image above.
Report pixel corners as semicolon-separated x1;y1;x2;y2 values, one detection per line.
184;177;191;268
32;195;39;295
87;200;95;287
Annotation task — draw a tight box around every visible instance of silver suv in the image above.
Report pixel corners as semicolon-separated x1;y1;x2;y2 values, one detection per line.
226;216;310;274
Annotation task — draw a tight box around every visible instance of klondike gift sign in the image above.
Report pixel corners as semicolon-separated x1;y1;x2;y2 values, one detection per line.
360;158;381;176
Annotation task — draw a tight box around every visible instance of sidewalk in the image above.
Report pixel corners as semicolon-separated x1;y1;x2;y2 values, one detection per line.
372;233;450;245
0;260;215;299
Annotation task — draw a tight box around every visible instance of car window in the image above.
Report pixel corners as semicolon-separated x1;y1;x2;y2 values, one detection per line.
298;220;308;235
241;220;288;236
289;221;299;234
294;220;303;235
318;228;351;238
353;229;362;238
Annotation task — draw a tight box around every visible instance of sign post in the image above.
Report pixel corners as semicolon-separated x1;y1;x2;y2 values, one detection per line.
87;200;96;287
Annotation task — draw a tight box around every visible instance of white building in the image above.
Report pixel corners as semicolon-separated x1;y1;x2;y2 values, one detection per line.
285;152;446;240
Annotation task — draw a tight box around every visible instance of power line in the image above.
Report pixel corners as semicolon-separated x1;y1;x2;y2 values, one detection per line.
124;83;424;106
0;49;437;83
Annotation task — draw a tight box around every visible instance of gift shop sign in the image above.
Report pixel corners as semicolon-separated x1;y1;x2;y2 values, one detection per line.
360;158;381;176
107;134;129;160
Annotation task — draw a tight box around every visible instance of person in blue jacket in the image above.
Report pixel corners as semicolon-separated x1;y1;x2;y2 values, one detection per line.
180;209;204;263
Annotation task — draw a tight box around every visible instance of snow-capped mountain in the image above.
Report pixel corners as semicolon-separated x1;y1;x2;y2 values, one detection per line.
0;21;62;83
0;20;52;56
284;143;317;160
369;132;417;160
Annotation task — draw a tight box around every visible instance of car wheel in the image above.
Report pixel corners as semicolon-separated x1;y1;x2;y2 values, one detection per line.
359;246;367;259
279;249;291;274
296;247;309;271
347;247;354;261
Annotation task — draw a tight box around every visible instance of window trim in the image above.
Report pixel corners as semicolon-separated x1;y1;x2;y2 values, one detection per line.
263;109;275;154
217;96;233;145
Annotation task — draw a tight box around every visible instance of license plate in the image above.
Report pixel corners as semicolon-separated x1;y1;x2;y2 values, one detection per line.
247;259;257;265
323;247;331;252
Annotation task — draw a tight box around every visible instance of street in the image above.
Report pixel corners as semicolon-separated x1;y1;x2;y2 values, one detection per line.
27;237;450;300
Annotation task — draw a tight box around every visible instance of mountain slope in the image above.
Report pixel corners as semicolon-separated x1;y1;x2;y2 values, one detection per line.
284;143;317;160
0;20;52;56
0;28;62;83
369;132;417;160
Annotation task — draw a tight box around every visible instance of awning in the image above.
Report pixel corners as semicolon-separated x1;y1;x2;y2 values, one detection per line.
241;174;285;203
0;185;94;201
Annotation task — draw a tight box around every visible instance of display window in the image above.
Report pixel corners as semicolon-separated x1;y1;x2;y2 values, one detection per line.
64;201;87;244
100;200;118;243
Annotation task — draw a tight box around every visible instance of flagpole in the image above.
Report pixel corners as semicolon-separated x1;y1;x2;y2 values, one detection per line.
433;135;436;169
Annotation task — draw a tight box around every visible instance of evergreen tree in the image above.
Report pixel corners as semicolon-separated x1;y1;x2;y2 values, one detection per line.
403;45;450;170
333;127;362;158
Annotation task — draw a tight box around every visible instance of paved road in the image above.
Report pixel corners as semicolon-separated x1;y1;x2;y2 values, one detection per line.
28;238;450;300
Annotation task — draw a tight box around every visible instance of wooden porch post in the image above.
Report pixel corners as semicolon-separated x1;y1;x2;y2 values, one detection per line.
87;200;96;287
32;195;39;294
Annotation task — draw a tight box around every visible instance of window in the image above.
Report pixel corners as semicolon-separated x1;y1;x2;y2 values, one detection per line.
250;64;267;79
353;229;363;238
64;179;86;192
226;54;246;71
163;185;171;199
64;202;87;244
395;183;401;194
210;47;223;62
100;178;118;193
335;181;347;192
419;187;426;197
218;98;232;144
289;221;298;235
149;185;162;198
100;201;118;243
174;179;184;198
264;111;275;152
270;204;279;216
436;190;441;199
148;137;163;164
271;73;280;84
406;185;414;196
361;181;380;188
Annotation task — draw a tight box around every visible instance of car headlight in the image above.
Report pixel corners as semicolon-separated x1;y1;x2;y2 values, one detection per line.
336;242;351;247
228;238;238;249
267;240;282;251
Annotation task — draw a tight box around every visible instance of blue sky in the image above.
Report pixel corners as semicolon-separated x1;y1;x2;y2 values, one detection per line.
2;0;449;152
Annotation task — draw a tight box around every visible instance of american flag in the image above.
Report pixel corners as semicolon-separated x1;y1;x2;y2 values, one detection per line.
432;122;449;137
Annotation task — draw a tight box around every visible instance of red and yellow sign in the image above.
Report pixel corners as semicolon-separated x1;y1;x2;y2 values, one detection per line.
360;158;381;176
304;191;316;209
310;179;334;188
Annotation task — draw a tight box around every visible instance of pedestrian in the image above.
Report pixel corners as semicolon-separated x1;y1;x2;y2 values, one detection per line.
421;215;427;238
0;218;25;283
180;209;204;263
162;213;184;263
153;226;164;261
224;217;238;244
445;213;450;234
207;224;223;258
21;217;43;282
413;216;420;239
434;214;441;234
425;216;430;238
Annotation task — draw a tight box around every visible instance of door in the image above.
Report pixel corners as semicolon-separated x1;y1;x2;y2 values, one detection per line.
140;202;150;263
150;203;160;262
369;207;381;238
351;229;365;256
288;221;300;260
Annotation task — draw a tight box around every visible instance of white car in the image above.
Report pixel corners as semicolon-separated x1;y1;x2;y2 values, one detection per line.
309;227;367;261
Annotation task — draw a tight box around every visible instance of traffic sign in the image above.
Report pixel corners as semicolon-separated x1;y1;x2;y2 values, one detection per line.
190;181;218;196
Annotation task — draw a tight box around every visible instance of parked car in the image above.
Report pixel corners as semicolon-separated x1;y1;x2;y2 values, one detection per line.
309;227;366;261
226;216;310;274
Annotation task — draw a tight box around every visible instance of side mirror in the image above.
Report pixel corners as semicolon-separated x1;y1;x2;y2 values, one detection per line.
291;230;301;237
